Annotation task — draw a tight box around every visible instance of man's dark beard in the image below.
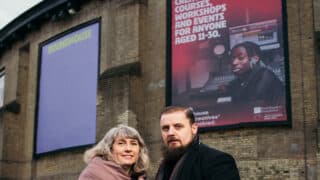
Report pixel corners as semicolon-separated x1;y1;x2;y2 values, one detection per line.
161;142;191;165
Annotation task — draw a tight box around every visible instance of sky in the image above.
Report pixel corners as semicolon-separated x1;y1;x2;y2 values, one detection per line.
0;0;42;29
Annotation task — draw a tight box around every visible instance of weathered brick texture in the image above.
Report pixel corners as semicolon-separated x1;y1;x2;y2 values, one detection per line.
0;0;319;179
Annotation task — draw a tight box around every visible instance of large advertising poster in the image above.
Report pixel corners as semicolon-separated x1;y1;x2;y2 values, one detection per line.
35;20;100;155
169;0;291;130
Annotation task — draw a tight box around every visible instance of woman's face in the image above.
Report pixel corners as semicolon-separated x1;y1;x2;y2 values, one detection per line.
111;136;140;168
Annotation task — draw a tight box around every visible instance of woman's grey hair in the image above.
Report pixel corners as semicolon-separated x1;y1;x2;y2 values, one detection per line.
83;124;149;173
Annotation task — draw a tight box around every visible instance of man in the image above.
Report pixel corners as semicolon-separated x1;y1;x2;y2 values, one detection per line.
155;106;240;180
221;41;284;104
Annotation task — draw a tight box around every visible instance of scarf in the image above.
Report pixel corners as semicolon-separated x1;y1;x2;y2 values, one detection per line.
79;157;146;180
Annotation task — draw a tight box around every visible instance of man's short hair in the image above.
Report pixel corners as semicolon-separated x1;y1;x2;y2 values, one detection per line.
231;41;262;58
160;106;195;124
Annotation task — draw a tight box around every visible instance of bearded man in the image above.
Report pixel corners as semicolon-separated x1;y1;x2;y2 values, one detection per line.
155;106;240;180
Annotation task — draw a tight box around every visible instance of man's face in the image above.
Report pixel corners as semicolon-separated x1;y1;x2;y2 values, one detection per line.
160;111;198;150
231;46;251;75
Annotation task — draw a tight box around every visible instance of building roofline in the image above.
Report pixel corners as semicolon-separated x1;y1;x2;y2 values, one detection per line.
0;0;83;55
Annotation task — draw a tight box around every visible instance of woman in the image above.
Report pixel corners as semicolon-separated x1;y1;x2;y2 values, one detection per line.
79;124;149;180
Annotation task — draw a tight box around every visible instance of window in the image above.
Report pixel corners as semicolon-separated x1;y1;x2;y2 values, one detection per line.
0;70;5;108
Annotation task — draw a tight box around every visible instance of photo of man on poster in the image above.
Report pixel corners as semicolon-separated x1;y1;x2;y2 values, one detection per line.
170;0;290;129
217;41;284;105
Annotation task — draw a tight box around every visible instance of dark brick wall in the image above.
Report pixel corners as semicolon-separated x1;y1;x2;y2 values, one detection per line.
0;0;319;179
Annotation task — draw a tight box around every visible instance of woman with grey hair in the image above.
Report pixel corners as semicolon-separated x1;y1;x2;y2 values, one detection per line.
79;124;149;180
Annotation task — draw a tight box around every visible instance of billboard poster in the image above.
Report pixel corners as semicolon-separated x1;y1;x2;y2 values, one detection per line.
168;0;291;130
35;20;100;155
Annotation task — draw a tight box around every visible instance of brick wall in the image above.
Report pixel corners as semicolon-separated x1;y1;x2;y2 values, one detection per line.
0;0;319;179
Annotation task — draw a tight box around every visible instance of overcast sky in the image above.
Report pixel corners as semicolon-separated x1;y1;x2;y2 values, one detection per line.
0;0;42;29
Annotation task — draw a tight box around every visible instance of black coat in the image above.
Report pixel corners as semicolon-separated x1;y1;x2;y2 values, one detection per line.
226;66;284;105
156;137;240;180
